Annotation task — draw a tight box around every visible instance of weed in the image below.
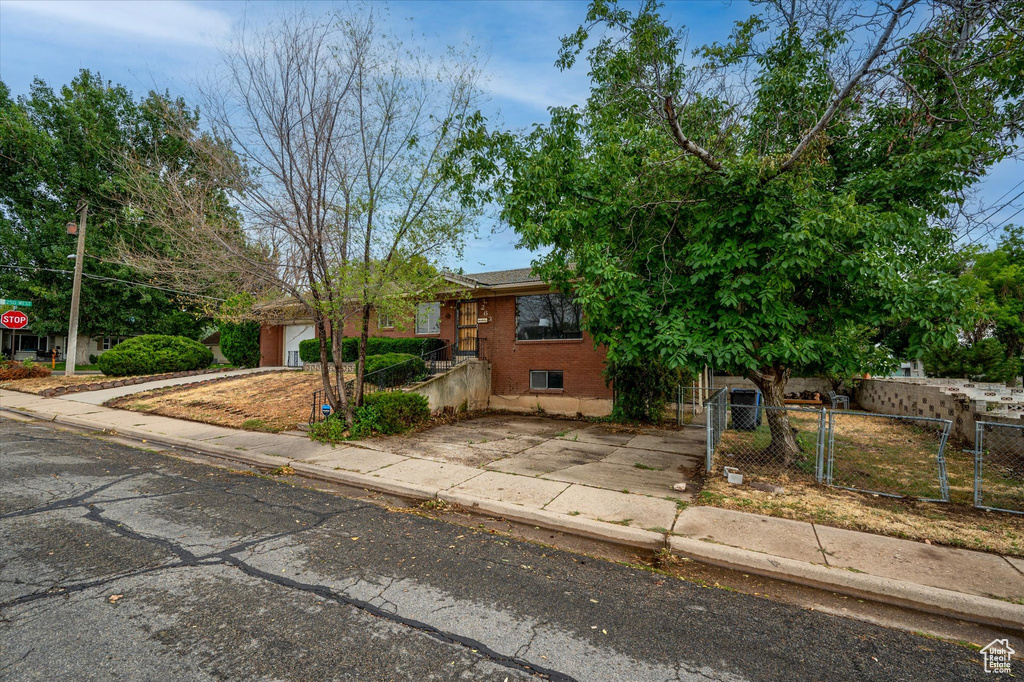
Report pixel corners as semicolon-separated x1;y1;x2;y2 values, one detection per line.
420;498;448;511
268;465;295;476
634;462;664;471
567;511;581;516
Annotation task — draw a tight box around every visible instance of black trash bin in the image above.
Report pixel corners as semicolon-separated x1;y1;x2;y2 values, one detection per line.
730;389;761;431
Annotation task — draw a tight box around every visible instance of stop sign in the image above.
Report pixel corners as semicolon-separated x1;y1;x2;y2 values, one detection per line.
1;310;29;329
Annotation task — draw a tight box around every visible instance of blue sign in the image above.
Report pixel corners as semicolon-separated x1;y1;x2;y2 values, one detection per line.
321;404;332;417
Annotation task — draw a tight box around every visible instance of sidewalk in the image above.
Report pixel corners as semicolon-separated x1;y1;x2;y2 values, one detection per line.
2;386;1022;631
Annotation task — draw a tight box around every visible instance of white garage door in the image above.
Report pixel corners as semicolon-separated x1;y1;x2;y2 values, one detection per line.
284;325;314;367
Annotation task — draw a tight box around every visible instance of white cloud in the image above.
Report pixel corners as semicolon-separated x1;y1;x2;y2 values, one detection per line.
2;0;232;47
482;65;589;113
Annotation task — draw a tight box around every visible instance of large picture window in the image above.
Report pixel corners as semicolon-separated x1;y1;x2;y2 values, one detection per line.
515;294;582;340
416;302;441;335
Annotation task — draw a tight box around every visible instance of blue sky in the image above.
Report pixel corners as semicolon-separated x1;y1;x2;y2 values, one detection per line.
1;0;1019;272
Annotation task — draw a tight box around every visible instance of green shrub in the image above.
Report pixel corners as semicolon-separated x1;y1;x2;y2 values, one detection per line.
308;415;349;443
606;359;688;423
97;335;213;376
298;337;330;364
88;354;98;364
352;391;430;438
219;321;261;367
298;336;445;364
309;391;430;442
363;353;426;388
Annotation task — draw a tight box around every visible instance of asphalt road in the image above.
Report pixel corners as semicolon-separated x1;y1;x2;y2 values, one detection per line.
0;418;994;681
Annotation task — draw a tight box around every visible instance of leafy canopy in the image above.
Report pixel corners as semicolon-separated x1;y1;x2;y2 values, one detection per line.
0;71;225;339
451;0;1024;389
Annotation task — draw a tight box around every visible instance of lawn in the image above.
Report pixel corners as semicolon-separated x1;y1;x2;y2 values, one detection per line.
109;371;346;433
703;408;1024;557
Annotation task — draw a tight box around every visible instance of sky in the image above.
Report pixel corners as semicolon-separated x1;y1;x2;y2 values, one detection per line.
1;0;1020;273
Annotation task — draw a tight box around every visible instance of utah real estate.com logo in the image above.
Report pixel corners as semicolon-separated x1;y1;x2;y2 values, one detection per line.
981;639;1014;674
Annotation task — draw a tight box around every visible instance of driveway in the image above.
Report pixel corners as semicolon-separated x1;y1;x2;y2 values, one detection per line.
354;414;703;501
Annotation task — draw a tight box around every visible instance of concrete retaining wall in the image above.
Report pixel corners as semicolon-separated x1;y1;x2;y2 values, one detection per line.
412;360;491;413
488;394;613;418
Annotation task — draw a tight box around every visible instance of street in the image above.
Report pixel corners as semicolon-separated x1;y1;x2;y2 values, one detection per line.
0;419;993;681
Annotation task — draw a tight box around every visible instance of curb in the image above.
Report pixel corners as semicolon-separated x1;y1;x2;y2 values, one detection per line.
3;405;1021;632
667;536;1024;633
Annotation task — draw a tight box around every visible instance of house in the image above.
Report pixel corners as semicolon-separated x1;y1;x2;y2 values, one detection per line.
0;321;129;365
257;268;617;416
201;331;228;364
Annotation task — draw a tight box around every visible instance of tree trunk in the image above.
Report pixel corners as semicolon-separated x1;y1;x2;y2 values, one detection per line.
331;323;353;427
353;303;372;408
314;313;339;412
749;366;801;466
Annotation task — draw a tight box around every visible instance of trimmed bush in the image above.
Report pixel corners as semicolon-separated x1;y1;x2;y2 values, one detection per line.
363;353;426;388
298;336;446;364
0;360;52;381
352;391;430;438
219;321;261;367
98;334;213;376
299;337;330;364
606;359;688;423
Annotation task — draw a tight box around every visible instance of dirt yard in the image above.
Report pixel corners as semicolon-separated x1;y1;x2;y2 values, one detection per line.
704;409;1024;557
109;371;343;433
1;374;113;394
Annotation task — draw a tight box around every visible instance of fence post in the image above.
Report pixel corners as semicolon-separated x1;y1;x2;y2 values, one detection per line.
936;421;951;502
705;398;713;472
815;407;826;483
973;421;983;509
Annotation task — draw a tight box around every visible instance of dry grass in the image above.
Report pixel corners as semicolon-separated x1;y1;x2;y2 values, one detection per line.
110;371;347;433
704;408;1024;556
1;374;114;394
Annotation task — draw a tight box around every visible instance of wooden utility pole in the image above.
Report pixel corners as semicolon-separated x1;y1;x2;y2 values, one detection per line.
64;202;88;377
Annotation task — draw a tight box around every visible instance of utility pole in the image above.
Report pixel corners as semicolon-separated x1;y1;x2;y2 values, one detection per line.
64;201;88;377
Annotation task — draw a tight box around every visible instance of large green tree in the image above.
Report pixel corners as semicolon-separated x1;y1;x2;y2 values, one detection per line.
0;71;215;343
453;0;1024;461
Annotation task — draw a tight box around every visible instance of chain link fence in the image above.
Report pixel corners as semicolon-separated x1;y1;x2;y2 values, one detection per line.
703;391;957;503
705;394;825;487
974;421;1024;515
824;411;952;502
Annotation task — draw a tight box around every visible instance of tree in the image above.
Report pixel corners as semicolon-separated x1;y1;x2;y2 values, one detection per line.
0;72;214;343
217;294;262;368
452;0;1023;463
924;337;1020;384
923;226;1024;385
118;9;482;427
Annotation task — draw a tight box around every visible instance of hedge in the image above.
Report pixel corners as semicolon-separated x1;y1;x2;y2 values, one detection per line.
98;334;213;376
363;353;426;388
298;336;446;364
218;320;261;367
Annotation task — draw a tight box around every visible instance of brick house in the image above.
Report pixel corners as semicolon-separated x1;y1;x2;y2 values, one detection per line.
257;268;615;416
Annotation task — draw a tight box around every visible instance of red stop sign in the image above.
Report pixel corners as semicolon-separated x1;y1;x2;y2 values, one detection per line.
1;310;29;329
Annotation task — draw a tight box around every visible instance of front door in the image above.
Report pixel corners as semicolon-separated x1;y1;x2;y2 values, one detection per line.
456;301;478;356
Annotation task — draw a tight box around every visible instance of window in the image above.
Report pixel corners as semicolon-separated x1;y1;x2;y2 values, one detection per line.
530;370;563;390
416;302;441;335
102;337;122;350
16;335;45;352
377;311;394;329
516;294;582;340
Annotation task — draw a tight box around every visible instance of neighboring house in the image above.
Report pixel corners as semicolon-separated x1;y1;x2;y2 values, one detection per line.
887;358;926;378
201;331;228;364
257;268;615;415
0;322;129;365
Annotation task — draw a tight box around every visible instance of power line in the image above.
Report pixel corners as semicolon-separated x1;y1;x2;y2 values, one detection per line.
0;264;226;302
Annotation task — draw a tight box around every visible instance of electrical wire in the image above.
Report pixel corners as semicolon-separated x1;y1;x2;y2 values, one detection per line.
0;264;226;302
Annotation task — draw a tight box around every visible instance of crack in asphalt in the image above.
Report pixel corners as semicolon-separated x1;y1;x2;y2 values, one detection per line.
1;485;577;681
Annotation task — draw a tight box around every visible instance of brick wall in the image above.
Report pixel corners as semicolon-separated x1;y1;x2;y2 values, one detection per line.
480;294;611;400
336;301;458;345
258;324;283;367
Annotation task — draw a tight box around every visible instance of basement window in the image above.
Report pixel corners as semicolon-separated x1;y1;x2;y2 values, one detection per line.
530;370;564;391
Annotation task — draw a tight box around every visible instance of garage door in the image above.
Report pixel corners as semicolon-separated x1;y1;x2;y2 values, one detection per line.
284;325;314;367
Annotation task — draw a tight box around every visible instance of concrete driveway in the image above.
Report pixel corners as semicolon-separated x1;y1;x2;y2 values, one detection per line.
356;414;703;502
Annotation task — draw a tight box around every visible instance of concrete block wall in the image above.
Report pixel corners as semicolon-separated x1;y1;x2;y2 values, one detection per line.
412;359;491;413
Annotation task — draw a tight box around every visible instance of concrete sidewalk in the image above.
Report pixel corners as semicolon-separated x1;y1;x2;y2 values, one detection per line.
2;386;1022;631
